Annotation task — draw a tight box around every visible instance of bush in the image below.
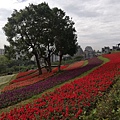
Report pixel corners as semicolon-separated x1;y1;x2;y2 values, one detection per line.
74;56;83;61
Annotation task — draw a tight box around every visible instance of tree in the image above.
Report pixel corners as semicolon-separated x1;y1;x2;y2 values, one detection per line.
3;2;78;74
52;8;78;71
0;55;9;74
3;3;53;75
4;45;16;60
38;7;78;72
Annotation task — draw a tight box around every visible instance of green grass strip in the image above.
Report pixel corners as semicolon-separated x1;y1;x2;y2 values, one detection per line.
0;74;17;91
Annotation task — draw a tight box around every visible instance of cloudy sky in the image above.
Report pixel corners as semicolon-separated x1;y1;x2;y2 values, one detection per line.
0;0;120;51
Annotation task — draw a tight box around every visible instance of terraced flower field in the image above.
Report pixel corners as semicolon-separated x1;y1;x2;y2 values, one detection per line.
0;57;102;109
0;52;120;119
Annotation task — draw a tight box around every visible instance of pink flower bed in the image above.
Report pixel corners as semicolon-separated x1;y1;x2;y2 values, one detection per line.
64;61;84;70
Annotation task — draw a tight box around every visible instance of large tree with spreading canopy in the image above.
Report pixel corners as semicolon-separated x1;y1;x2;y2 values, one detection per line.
3;2;78;74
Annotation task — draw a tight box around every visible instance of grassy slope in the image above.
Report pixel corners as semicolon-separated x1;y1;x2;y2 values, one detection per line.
0;56;108;114
0;74;17;92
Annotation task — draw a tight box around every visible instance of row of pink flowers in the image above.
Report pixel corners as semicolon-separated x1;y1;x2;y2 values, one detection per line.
64;61;84;71
1;52;120;119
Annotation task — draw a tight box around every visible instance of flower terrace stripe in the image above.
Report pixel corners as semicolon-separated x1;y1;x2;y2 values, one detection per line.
0;57;102;109
64;60;84;71
1;65;69;92
1;72;54;92
16;69;38;79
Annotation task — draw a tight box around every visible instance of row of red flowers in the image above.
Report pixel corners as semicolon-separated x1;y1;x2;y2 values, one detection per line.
1;52;120;119
16;69;38;79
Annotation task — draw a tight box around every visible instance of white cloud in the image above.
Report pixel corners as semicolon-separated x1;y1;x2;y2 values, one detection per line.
0;0;120;50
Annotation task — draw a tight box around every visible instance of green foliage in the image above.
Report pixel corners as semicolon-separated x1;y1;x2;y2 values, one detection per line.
0;55;9;65
0;57;35;75
0;55;9;74
74;56;83;61
53;7;78;56
4;45;16;60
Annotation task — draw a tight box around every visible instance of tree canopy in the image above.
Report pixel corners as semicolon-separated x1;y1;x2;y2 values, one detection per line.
3;2;78;74
0;55;9;74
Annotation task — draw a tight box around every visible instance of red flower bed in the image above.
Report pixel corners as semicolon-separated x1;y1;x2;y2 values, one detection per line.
52;64;69;72
1;53;120;119
16;69;37;79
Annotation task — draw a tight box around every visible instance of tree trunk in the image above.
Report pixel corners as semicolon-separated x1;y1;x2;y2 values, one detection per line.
44;58;49;72
46;44;52;72
47;57;52;72
35;53;42;75
58;52;62;72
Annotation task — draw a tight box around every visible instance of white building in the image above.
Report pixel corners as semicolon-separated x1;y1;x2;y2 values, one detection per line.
0;49;4;55
102;47;110;53
84;46;95;59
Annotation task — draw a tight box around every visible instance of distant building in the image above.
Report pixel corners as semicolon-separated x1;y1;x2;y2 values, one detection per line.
112;46;118;51
112;43;120;51
102;46;111;53
0;49;4;55
84;46;95;59
51;54;59;62
117;43;120;50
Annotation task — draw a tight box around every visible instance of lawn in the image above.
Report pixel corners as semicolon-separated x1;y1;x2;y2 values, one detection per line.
0;74;16;92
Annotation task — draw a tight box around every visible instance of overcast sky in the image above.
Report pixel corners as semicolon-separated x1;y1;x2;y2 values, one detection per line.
0;0;120;51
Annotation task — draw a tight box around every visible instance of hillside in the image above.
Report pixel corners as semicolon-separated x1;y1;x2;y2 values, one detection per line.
0;52;120;119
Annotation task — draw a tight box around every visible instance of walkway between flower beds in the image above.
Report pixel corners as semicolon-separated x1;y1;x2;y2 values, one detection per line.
0;57;103;109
